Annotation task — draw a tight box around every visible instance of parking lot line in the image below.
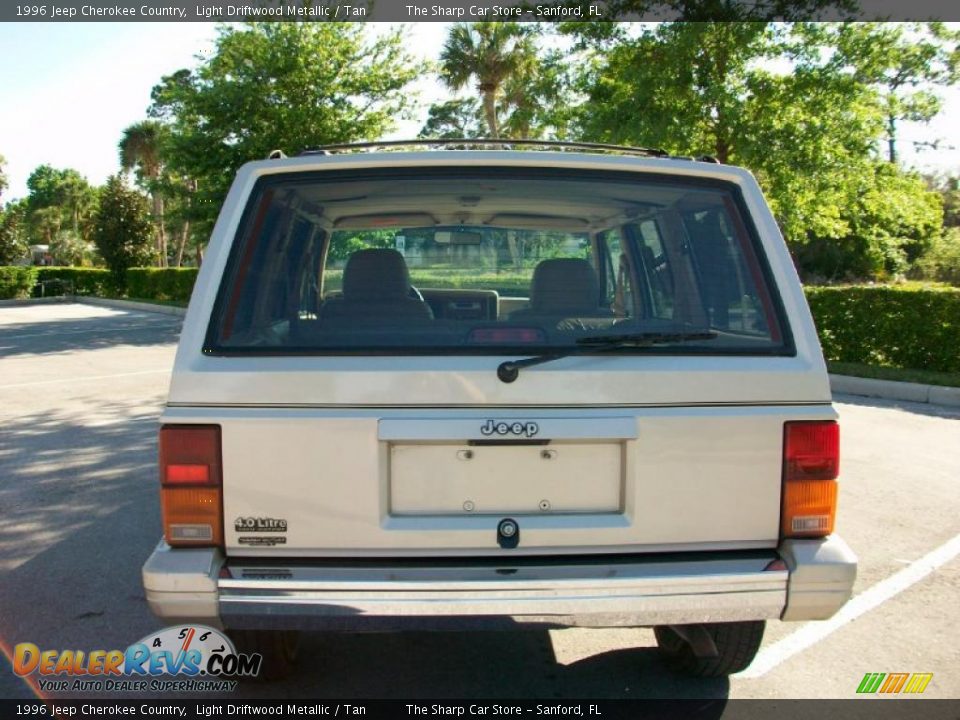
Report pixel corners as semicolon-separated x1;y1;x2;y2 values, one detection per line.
0;369;171;390
738;532;960;678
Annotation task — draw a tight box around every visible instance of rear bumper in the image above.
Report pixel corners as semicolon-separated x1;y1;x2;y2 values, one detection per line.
142;536;856;631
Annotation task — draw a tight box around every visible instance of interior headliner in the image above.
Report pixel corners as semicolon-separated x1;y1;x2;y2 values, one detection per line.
286;177;727;233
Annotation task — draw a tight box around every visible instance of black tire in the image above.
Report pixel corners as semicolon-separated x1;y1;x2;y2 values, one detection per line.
654;621;765;678
228;629;301;681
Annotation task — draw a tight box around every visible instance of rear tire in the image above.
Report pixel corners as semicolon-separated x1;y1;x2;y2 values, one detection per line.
654;621;765;678
228;629;301;681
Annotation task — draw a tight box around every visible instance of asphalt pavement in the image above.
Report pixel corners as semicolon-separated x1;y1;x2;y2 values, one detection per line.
0;303;957;701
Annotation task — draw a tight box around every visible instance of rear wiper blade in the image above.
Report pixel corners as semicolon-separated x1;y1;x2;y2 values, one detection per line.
496;331;717;383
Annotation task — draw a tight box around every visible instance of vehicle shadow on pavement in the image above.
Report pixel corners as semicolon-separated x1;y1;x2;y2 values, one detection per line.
0;399;165;700
229;631;731;700
0;311;181;359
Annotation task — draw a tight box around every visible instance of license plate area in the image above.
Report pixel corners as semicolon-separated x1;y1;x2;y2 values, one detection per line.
389;442;624;515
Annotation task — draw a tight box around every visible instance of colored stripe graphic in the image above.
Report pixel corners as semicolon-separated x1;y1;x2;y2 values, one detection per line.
880;673;910;693
903;673;934;694
857;672;933;694
857;673;885;693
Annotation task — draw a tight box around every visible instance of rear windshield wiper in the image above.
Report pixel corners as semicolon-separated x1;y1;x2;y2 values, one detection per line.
496;331;718;383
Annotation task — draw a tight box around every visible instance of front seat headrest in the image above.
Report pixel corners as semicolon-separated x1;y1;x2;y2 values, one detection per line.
342;248;412;301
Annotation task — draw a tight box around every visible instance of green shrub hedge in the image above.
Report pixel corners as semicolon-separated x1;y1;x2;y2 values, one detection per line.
324;269;532;297
805;286;960;374
409;271;531;297
0;266;191;300
0;266;38;299
35;267;116;297
126;268;199;302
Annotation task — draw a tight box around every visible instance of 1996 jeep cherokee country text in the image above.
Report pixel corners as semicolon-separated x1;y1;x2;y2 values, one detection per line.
142;141;857;679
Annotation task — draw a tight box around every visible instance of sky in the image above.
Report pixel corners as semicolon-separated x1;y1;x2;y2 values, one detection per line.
1;21;958;202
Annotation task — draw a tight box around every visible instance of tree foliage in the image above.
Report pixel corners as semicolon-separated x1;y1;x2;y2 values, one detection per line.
925;174;960;228
24;165;98;247
419;98;485;139
0;153;8;205
149;22;422;231
93;176;156;283
429;25;571;141
794;164;943;279
498;47;573;139
913;229;960;286
120;120;169;266
0;199;29;265
569;21;949;280
439;23;536;138
814;22;960;163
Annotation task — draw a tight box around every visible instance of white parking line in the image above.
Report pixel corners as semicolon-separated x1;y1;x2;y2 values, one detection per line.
738;532;960;678
0;369;170;390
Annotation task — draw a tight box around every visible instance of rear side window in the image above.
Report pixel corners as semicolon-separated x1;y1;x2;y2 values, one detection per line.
206;168;788;355
635;219;674;320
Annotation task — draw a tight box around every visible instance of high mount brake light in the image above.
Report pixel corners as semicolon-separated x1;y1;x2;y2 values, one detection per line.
468;327;546;344
781;421;839;539
159;425;223;547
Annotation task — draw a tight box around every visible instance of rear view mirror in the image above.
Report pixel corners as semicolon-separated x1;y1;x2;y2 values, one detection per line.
434;229;483;245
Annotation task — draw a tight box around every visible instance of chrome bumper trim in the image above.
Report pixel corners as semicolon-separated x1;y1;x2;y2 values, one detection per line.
218;555;787;630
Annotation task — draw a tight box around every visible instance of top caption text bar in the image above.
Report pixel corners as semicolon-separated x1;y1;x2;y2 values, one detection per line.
3;0;959;22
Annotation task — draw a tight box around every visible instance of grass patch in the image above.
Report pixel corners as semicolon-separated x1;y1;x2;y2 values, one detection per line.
828;362;960;388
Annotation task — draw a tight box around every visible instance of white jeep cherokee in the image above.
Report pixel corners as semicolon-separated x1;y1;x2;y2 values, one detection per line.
142;141;857;679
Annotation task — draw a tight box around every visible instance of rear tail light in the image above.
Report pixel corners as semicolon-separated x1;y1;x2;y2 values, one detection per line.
159;425;222;547
781;421;839;538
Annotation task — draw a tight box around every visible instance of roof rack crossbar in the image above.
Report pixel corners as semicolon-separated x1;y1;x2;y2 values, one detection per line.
297;138;672;159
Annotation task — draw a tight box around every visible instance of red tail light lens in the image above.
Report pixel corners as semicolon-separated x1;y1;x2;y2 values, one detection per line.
782;421;840;539
784;421;839;481
165;464;210;484
159;425;222;547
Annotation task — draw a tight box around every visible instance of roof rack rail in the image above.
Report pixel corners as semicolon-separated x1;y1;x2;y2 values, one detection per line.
297;138;672;159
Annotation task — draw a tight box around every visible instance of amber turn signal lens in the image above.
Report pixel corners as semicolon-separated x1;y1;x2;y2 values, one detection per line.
781;478;838;538
161;487;223;547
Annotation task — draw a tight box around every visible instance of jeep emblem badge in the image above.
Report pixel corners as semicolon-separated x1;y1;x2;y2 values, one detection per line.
480;420;539;438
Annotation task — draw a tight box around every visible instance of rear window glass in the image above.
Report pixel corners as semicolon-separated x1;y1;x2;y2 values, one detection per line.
206;168;788;355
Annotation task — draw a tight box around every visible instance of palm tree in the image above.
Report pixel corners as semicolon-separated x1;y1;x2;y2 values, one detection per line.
119;121;168;267
499;60;542;139
32;206;61;246
439;23;535;139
